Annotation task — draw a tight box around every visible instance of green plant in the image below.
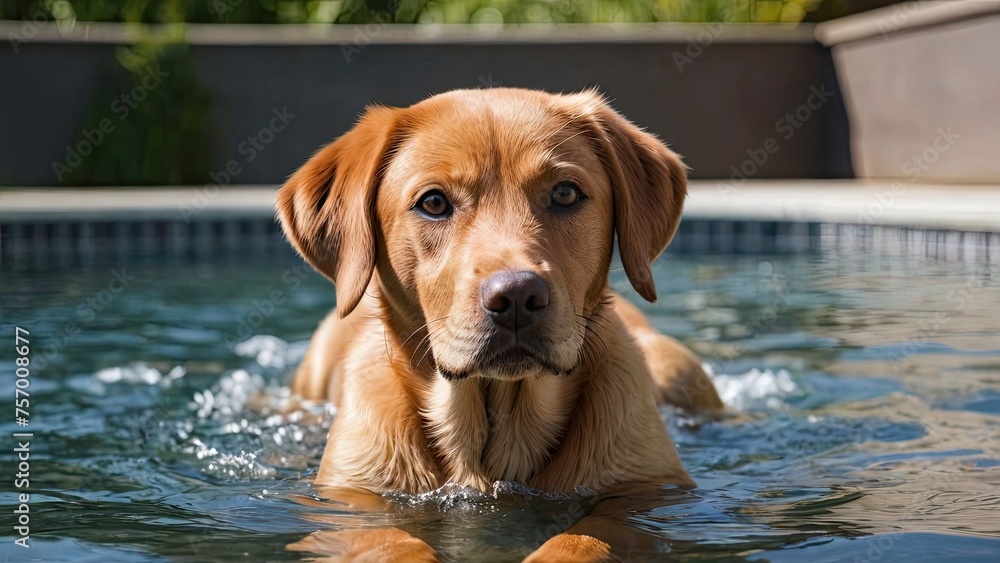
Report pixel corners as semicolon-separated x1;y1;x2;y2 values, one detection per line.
66;39;214;185
1;0;825;24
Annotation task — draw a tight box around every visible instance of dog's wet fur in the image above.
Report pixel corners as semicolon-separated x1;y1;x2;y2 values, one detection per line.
278;88;724;561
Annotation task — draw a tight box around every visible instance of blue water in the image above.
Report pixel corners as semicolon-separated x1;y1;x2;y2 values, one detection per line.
1;224;999;561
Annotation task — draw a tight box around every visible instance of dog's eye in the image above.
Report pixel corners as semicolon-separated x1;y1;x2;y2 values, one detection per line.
416;190;452;218
551;181;582;208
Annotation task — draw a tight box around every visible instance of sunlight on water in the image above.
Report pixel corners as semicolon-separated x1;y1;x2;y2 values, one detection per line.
2;225;999;561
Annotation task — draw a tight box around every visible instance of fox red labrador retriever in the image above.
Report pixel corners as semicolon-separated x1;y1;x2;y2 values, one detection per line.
277;88;723;561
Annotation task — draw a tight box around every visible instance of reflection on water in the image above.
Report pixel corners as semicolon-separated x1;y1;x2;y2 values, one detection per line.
1;223;999;561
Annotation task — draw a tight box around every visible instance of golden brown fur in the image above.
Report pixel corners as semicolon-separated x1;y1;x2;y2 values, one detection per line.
277;88;723;561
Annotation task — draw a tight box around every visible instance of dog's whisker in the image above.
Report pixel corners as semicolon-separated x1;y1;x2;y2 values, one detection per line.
582;323;611;365
575;312;613;335
383;326;392;361
541;111;586;148
548;128;589;152
401;316;450;348
586;318;614;336
416;337;437;368
410;332;435;367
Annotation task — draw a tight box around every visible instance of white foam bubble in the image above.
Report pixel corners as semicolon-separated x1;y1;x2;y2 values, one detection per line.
233;335;289;369
192;369;275;419
202;450;275;480
95;363;186;386
706;366;799;411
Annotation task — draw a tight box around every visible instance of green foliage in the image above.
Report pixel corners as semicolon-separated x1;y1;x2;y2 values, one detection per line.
66;40;214;185
3;0;824;185
1;0;823;24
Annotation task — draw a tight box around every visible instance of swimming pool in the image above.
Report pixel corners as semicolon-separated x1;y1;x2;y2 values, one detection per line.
2;220;998;561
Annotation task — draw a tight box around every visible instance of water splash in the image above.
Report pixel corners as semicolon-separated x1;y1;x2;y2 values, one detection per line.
95;362;186;386
707;366;800;411
234;334;293;370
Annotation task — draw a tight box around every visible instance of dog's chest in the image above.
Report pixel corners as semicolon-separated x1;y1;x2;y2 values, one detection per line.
423;376;577;489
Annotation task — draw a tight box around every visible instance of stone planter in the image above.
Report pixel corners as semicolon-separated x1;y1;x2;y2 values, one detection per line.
816;0;1000;182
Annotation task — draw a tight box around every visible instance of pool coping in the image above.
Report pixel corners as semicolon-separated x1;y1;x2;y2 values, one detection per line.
814;0;1000;46
0;20;816;45
2;180;999;232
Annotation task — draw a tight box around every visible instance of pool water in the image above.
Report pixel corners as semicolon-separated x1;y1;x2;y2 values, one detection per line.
2;224;999;561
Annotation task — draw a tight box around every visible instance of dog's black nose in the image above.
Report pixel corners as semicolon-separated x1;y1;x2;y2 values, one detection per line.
481;271;550;332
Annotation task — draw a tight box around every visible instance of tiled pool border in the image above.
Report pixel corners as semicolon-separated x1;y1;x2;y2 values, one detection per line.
2;219;999;269
2;181;999;266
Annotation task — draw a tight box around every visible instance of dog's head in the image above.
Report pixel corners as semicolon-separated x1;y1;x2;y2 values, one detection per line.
278;88;686;381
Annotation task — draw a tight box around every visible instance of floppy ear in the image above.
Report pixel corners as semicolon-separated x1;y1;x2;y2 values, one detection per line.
574;94;688;303
275;106;398;317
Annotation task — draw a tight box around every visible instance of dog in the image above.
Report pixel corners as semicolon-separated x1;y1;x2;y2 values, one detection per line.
277;88;723;561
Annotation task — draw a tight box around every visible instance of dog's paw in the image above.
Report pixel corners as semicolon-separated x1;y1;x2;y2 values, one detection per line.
288;528;439;562
524;533;619;563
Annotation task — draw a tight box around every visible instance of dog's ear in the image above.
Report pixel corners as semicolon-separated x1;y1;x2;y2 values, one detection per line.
276;106;398;317
571;92;688;303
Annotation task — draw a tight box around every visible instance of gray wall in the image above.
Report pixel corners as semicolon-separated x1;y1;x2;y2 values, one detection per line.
0;24;852;186
819;6;1000;182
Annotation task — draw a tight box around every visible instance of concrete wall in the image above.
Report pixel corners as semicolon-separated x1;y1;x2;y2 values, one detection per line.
817;1;1000;182
0;23;852;186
